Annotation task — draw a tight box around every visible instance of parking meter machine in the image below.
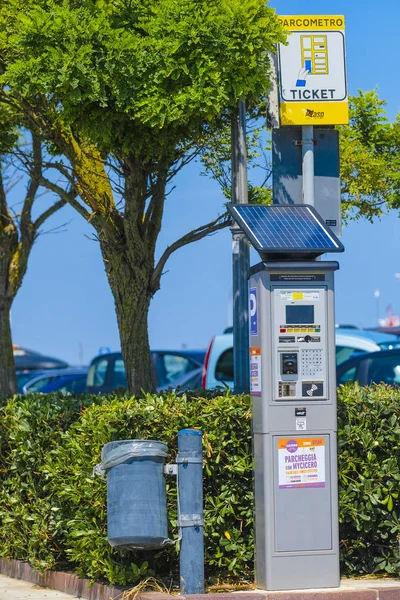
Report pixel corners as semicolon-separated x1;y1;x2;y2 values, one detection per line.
228;204;344;591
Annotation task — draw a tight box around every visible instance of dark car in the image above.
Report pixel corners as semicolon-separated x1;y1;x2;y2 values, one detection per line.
15;352;69;392
87;350;206;394
15;353;68;371
337;349;400;386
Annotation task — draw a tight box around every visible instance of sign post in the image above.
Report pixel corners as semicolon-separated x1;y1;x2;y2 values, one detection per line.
276;15;348;210
231;101;250;393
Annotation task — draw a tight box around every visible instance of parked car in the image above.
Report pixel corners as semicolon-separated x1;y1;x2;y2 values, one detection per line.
335;328;400;364
337;349;400;386
87;350;206;394
22;368;87;395
202;328;400;390
158;367;203;392
16;351;69;392
39;373;88;394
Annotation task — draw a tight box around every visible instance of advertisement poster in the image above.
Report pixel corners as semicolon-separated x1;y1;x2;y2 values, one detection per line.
250;347;262;396
278;437;325;488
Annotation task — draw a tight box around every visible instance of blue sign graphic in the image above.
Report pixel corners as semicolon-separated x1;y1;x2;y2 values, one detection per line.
249;288;258;336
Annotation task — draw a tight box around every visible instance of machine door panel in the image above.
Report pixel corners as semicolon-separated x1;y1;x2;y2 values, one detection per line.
273;434;332;552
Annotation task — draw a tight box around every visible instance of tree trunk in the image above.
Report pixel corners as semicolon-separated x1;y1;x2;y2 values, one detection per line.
0;298;17;395
115;288;155;395
100;242;156;395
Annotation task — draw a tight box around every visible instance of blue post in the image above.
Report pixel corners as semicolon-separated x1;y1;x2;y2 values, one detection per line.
177;429;204;594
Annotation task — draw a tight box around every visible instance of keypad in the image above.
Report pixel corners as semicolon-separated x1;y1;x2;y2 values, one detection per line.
301;349;323;378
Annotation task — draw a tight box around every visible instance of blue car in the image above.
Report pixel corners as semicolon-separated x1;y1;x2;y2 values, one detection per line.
22;368;88;395
39;373;88;394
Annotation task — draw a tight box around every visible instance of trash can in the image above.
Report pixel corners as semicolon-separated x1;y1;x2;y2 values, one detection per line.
100;440;169;549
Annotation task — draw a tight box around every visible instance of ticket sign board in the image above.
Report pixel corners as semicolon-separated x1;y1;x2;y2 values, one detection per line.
277;16;348;126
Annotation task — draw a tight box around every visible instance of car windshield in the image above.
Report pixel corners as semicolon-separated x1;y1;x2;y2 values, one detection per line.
17;371;42;392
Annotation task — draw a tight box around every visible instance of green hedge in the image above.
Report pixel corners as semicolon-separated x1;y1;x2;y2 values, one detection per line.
0;385;400;585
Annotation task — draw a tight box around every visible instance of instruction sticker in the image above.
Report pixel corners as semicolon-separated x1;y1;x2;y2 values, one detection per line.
280;291;320;302
250;347;262;396
278;437;325;488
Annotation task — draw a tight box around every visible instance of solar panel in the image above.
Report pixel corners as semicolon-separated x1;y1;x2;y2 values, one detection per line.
228;204;344;257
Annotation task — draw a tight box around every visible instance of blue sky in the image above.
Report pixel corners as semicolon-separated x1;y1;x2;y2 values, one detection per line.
11;0;400;365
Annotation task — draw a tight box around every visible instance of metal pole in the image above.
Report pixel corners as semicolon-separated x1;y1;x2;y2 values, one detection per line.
302;125;315;206
231;100;250;393
178;429;204;595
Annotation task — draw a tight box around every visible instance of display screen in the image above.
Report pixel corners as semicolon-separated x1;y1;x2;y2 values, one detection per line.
286;305;314;325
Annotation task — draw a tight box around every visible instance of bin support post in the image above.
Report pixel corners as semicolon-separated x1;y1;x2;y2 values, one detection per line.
177;429;204;594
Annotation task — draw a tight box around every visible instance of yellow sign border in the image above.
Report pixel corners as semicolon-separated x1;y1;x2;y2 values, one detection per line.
280;101;349;126
278;15;345;31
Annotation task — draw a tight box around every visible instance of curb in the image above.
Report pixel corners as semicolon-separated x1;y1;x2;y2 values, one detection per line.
0;559;125;600
1;559;400;600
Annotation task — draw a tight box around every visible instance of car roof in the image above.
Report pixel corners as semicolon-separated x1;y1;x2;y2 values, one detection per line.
215;330;398;345
24;367;87;383
14;354;69;370
336;328;400;343
90;349;206;364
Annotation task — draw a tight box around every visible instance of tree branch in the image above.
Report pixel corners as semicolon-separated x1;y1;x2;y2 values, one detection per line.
151;212;230;293
0;168;17;233
20;132;42;233
33;198;67;231
39;176;91;220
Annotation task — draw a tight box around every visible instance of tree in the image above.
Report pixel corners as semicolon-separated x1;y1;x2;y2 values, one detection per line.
0;106;67;394
338;90;400;221
0;0;286;393
200;89;400;221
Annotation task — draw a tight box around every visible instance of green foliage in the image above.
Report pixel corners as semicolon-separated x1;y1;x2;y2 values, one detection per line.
0;104;20;155
0;393;104;570
1;386;400;585
338;383;400;575
0;0;286;158
200;89;400;222
339;90;400;221
0;391;253;583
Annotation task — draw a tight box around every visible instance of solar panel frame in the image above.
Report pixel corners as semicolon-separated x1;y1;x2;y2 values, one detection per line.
228;204;344;256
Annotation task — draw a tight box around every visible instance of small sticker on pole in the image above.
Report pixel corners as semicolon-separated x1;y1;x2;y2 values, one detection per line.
250;347;262;396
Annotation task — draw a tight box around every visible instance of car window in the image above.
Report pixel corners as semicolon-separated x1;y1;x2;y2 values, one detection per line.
17;372;40;392
337;366;357;384
59;378;88;394
87;358;109;386
26;376;58;392
336;345;367;366
157;355;195;387
215;348;234;382
368;355;400;385
110;359;128;389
